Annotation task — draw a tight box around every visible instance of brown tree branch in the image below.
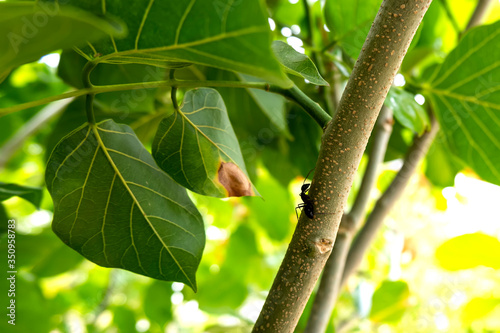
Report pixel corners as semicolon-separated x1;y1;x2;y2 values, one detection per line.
304;106;394;333
340;0;490;303
252;1;432;332
341;114;439;285
465;0;494;32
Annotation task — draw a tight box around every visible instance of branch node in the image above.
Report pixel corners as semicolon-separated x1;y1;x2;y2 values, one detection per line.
314;238;334;255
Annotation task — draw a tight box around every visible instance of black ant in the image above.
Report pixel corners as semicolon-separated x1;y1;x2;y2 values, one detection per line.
296;169;315;219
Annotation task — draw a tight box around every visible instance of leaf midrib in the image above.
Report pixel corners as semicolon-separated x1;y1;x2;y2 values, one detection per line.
88;26;267;63
91;123;194;287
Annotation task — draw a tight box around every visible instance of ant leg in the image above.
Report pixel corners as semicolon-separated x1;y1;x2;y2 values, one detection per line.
295;203;305;220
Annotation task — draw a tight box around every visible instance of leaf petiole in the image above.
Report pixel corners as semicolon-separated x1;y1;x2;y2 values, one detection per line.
82;61;98;124
0;78;331;128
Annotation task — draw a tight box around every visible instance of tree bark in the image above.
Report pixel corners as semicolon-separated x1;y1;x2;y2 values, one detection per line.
304;106;394;333
252;1;432;332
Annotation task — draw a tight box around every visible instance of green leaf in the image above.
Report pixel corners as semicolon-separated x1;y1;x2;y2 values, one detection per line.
324;0;382;59
245;172;293;241
112;306;137;333
12;230;84;277
45;119;205;290
196;225;258;309
425;134;464;188
58;50;165;114
370;280;410;323
427;20;500;186
0;2;125;77
0;275;51;333
65;0;291;87
44;97;163;161
462;298;500;324
238;73;289;135
435;233;500;270
153;88;257;198
0;182;43;208
385;88;430;135
271;41;328;86
144;281;173;327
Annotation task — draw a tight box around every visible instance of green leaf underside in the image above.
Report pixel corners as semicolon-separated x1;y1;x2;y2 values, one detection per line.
427;21;500;186
45;119;205;290
435;233;500;270
153;88;256;198
238;73;289;135
66;0;291;86
0;2;124;77
0;182;43;209
324;0;382;59
386;87;430;135
271;41;328;86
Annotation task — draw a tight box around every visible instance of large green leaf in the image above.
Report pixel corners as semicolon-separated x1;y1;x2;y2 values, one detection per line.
0;182;43;208
426;21;500;186
271;41;328;86
46;119;205;290
64;0;290;86
0;2;125;77
369;280;410;323
324;0;382;59
435;233;500;270
153;88;256;198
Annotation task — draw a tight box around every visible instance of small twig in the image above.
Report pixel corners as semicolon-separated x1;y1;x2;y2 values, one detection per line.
302;0;314;46
0;80;331;129
339;0;490;287
279;85;332;128
169;70;179;110
82;61;97;124
341;114;439;285
89;269;117;326
464;0;494;32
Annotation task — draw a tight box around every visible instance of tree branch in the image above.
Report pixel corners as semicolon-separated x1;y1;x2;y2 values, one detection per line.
0;80;331;128
339;0;490;288
465;0;494;31
252;1;432;331
303;106;393;333
341;114;439;285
